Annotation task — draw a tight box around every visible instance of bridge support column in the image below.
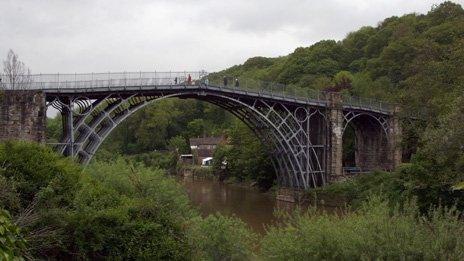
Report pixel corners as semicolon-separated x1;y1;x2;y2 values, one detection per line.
0;90;46;143
387;106;402;170
327;93;344;180
60;98;75;157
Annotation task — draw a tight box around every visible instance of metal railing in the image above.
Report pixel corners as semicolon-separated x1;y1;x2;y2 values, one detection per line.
207;77;325;102
0;71;206;89
0;71;393;113
341;93;392;112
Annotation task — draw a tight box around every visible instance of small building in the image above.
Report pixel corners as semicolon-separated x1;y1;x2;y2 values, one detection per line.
179;154;194;165
201;157;213;167
189;136;226;165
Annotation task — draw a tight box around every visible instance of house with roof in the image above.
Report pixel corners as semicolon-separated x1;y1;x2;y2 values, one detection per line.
189;136;226;166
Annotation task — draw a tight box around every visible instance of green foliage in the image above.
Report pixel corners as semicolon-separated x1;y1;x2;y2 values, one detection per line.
125;151;177;171
45;115;62;143
187;118;210;138
0;141;81;259
188;214;257;261
67;159;196;260
261;197;464;260
312;171;407;209
0;141;80;211
168;135;190;154
0;176;21;214
452;181;464;190
0;209;26;261
333;70;354;85
394;95;464;211
212;120;275;189
0;142;263;259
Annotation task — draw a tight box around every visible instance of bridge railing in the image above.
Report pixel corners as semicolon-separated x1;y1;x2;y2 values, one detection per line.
341;94;392;112
0;71;206;89
0;71;393;113
208;77;325;102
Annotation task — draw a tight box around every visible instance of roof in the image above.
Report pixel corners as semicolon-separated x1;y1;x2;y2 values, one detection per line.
189;136;225;146
202;157;213;162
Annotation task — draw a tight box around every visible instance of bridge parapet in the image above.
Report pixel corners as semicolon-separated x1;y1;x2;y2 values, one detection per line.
0;71;394;114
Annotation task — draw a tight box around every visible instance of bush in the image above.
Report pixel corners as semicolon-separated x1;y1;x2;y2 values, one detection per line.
0;209;26;260
66;159;197;260
0;141;81;211
309;171;407;208
261;197;464;260
124;151;177;172
0;141;81;258
188;214;257;261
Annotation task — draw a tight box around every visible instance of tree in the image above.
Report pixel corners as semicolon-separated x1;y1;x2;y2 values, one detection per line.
2;50;32;90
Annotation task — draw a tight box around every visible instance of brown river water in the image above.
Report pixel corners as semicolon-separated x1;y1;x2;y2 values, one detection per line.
180;177;315;234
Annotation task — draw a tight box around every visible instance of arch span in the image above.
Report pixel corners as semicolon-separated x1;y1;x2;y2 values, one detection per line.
342;111;390;172
48;89;328;189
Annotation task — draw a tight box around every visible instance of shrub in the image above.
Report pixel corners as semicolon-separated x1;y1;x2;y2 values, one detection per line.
0;141;81;211
0;209;26;260
188;214;257;261
0;141;81;258
261;196;464;260
309;171;407;208
66;159;197;260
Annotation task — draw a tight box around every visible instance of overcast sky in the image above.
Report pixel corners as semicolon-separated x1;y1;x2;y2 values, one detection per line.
1;0;462;74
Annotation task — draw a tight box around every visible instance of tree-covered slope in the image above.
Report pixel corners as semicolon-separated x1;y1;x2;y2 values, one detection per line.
212;2;464;118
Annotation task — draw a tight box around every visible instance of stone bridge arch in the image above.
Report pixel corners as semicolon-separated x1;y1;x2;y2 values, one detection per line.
342;111;390;172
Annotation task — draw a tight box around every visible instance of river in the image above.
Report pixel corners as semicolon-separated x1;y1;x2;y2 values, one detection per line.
180;177;301;234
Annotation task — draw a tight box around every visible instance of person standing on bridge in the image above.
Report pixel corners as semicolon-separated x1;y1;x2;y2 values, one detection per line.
174;77;178;85
223;76;228;86
205;78;209;85
235;78;239;87
187;74;192;85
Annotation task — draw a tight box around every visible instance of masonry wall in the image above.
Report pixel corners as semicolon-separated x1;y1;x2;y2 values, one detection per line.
326;93;403;181
352;118;389;171
0;90;46;143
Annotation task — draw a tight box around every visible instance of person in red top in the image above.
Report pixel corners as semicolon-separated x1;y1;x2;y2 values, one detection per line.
187;74;192;85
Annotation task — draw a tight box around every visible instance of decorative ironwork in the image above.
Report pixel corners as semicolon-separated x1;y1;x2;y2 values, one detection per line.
35;71;399;189
342;111;389;137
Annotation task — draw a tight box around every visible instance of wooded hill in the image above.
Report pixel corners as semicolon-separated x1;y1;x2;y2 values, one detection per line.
211;1;464;119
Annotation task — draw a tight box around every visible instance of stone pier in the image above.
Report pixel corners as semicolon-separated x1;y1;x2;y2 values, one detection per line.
0;90;46;143
387;106;402;169
327;92;344;180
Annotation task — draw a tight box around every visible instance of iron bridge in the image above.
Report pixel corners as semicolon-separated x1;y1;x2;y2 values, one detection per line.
1;71;402;189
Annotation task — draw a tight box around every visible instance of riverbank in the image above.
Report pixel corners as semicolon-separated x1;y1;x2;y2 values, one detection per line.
178;165;349;207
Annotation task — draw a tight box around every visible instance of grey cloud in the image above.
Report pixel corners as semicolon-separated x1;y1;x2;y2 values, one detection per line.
0;0;461;74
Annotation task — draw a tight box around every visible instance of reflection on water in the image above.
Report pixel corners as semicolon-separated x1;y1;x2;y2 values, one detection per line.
180;177;297;234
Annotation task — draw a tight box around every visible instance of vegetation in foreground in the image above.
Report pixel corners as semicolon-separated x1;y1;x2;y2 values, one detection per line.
261;197;464;260
0;141;257;260
1;141;464;260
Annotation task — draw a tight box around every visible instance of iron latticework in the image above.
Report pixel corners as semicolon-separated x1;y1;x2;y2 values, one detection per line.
47;89;328;189
6;71;402;189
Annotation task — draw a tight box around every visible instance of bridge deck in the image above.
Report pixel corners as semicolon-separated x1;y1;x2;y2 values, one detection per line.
0;71;393;115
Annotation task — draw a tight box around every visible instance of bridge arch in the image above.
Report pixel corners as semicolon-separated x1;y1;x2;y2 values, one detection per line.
341;111;390;173
49;89;328;189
